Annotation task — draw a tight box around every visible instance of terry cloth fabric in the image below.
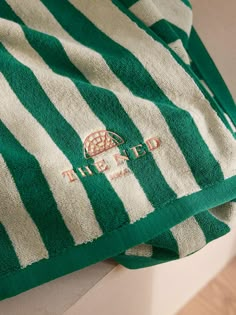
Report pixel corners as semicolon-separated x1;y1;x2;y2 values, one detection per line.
0;0;235;300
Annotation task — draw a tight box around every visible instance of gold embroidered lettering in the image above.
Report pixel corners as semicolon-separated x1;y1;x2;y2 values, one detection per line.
109;168;131;180
146;137;160;151
62;169;78;183
131;144;146;158
62;134;162;182
78;166;93;177
94;159;109;173
113;150;129;165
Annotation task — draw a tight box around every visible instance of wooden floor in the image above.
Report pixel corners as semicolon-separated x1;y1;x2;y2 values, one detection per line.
177;258;236;315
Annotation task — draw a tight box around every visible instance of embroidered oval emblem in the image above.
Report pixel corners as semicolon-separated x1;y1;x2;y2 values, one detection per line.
83;130;124;159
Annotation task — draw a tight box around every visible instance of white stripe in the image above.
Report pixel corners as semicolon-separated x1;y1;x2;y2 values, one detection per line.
168;39;190;64
74;0;236;179
152;0;192;35
0;73;103;245
0;18;200;198
0;156;48;267
0;21;155;223
130;0;162;27
5;0;130;94
211;202;236;228
200;80;214;97
125;244;153;257
171;217;206;257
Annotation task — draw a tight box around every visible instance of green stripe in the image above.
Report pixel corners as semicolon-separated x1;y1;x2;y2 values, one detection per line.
0;223;20;275
0;121;74;254
114;226;179;268
151;19;179;45
167;21;189;48
0;45;130;233
147;229;179;260
0;2;177;205
151;247;178;262
0;0;22;22
190;60;203;79
39;0;224;188
147;230;179;253
194;211;230;243
119;0;139;7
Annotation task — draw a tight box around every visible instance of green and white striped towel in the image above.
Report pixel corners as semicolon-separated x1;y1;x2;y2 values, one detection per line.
0;0;235;300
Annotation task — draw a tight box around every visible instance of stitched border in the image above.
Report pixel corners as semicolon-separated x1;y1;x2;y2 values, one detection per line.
0;175;235;282
0;175;235;301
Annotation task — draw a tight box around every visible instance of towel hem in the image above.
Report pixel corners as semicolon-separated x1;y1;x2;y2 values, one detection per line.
0;175;236;300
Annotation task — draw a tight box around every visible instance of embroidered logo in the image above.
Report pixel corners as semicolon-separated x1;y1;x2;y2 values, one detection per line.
83;130;124;159
62;130;161;183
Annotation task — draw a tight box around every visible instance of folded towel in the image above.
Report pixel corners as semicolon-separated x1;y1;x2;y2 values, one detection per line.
0;0;235;300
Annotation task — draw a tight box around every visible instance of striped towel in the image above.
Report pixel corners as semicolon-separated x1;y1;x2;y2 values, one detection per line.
0;0;235;300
